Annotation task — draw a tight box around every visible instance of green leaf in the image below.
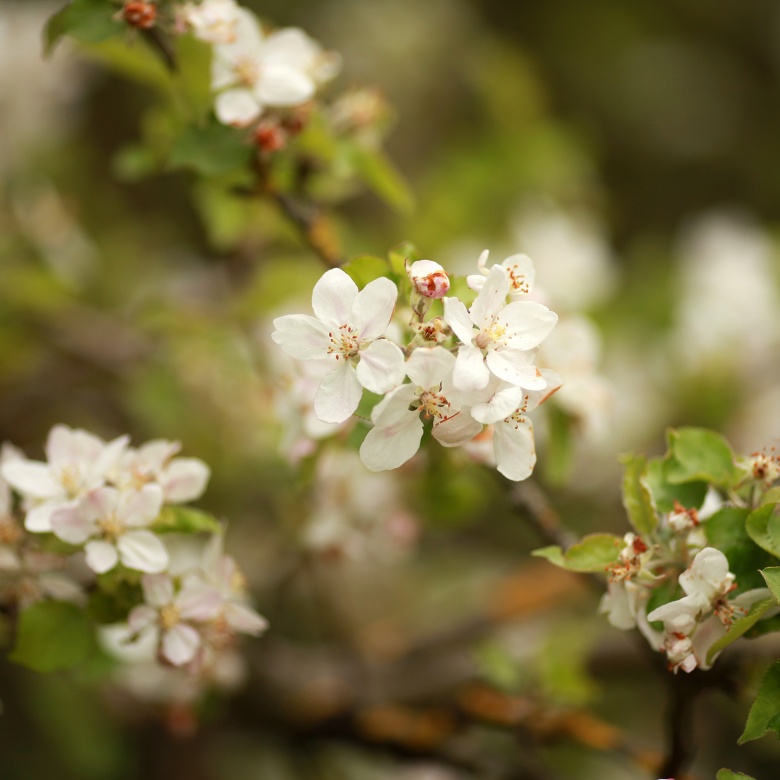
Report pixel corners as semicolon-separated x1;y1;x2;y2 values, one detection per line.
169;122;253;176
665;427;740;487
761;487;780;506
45;0;121;53
532;533;622;573
10;602;95;672
645;456;708;513
717;770;757;780
761;567;780;603
706;506;774;592
706;598;774;665
342;255;390;288
739;660;780;743
346;143;414;214
388;241;421;277
746;503;780;558
620;454;658;536
151;506;222;535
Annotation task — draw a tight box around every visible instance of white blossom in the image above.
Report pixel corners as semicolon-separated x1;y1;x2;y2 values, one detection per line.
466;249;535;300
272;268;405;424
181;0;241;44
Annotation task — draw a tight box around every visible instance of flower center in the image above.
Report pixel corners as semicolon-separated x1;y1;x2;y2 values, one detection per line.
160;603;180;630
327;324;361;361
503;395;530;429
97;514;125;542
58;465;82;498
475;318;507;350
506;264;530;294
412;385;451;421
233;56;260;87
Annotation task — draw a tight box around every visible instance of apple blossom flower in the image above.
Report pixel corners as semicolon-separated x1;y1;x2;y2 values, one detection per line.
360;347;482;471
180;0;241;44
1;424;129;532
112;439;210;503
272;268;405;424
443;264;557;393
211;8;339;127
748;447;780;487
129;573;223;666
466;249;535;300
50;485;168;575
408;260;450;299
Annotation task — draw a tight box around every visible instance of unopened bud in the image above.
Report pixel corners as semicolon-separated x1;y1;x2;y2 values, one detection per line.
409;260;450;299
122;1;157;29
253;120;287;154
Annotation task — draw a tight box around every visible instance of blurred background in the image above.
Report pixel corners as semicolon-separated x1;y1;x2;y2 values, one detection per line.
1;0;780;778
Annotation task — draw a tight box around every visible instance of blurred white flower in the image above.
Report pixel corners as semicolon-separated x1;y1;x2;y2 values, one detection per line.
181;0;241;44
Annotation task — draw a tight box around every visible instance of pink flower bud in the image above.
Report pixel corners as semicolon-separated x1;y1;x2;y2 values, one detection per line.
409;260;450;299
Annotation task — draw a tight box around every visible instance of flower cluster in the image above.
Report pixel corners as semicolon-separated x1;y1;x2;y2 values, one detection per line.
272;251;561;481
0;424;266;691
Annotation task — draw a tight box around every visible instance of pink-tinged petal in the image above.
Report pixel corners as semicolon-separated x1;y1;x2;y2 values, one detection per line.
355;339;405;394
502;301;558;350
160;459;210;503
141;572;174;607
433;411;483;447
370;385;416;425
486;350;546;390
1;460;62;499
360;413;423;471
128;604;158;633
119;484;165;526
25;500;72;533
524;369;564;412
442;297;475;345
176;585;223;621
50;504;95;545
255;64;315;106
471;385;526;425
313;362;362;423
405;346;455;388
224;602;269;635
352;277;397;341
137;439;180;470
272;313;332;360
91;434;130;482
82;486;119;522
470;265;511;328
85;540;119;574
215;88;261;126
452;344;490;392
494;418;536;482
311;268;358;325
45;425;90;465
118;530;169;573
162;624;201;666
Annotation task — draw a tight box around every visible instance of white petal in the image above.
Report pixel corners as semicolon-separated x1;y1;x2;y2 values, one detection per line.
313;363;362;423
433;411;483;447
91;434;130;482
471;385;526;425
119;484;165;526
502;301;558;351
494;418;536;481
452;344;490;391
360;414;423;471
176;585;223;621
356;339;405;394
255;64;315;106
501;253;535;295
224;602;269;635
405;346;455;388
442;297;475;345
162;624;201;666
128;604;158;633
85;540;119;574
50;504;95;545
161;459;210;503
1;460;62;499
272;313;331;360
476;249;490;274
311;268;358;325
215;88;261;127
470;265;511;328
118;531;169;573
466;274;486;293
352;276;397;341
261;27;319;69
141;572;174;607
524;368;564;412
25;501;69;533
82;486;119;522
486;350;546;389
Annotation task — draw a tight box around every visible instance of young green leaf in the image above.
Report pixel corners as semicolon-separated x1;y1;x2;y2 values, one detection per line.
45;0;121;53
346;143;414;214
169;123;253;176
717;770;757;780
342;255;390;288
739;660;780;743
532;533;621;573
665;427;740;487
761;567;780;603
151;506;222;535
10;602;95;673
620;453;658;535
746;503;780;558
645;456;707;513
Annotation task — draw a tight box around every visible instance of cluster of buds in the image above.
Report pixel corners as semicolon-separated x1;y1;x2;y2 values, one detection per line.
0;425;266;692
272;249;561;481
